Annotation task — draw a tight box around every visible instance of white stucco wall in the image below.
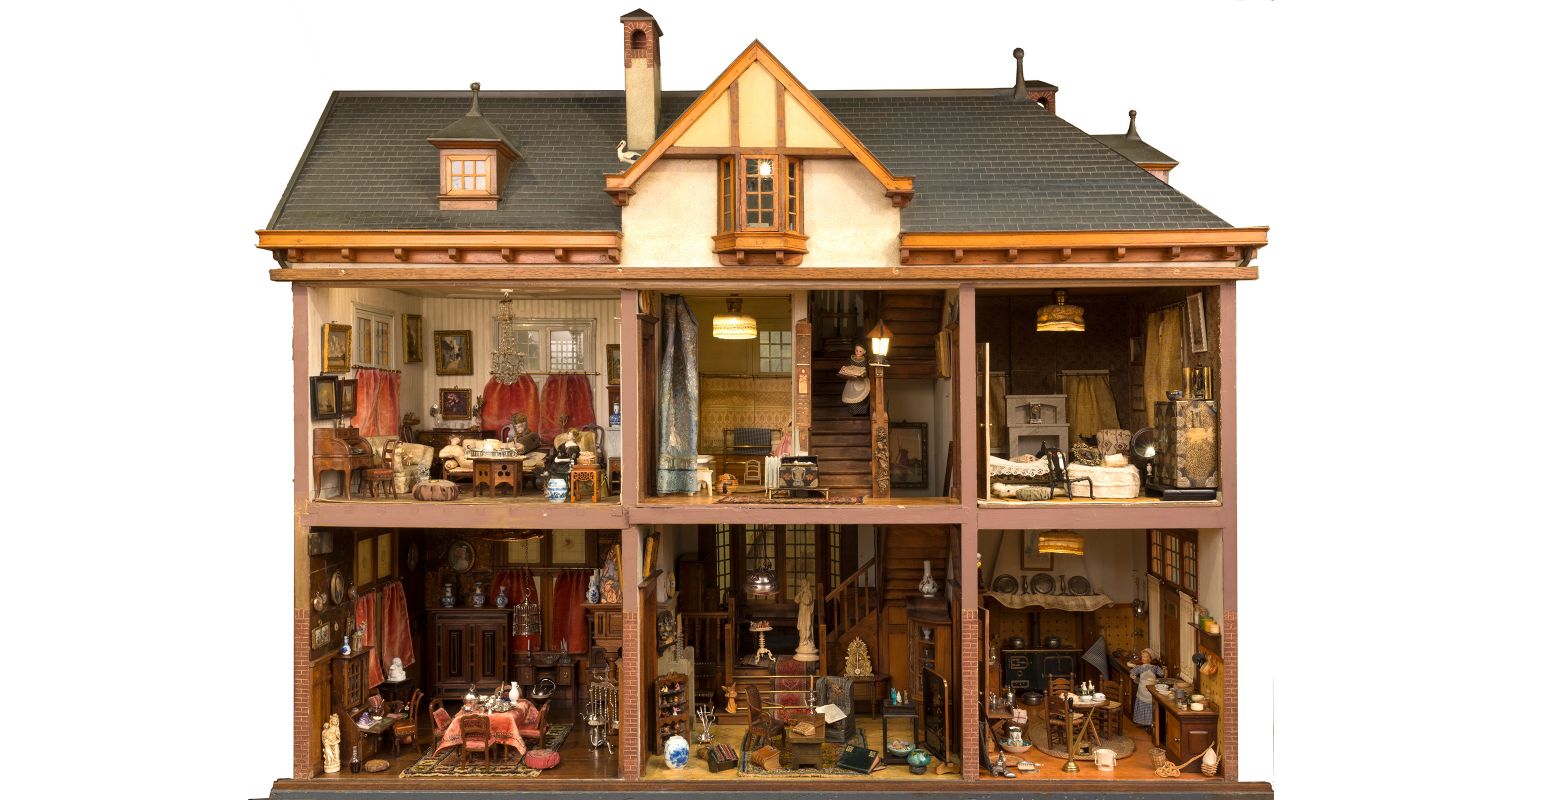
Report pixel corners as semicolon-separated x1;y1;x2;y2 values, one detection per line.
619;158;899;269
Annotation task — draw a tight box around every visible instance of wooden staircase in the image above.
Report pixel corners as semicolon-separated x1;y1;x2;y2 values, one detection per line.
881;526;955;600
811;364;872;495
879;290;945;379
821;557;880;674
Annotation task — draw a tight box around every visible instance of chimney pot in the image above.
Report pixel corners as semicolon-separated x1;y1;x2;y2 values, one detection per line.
621;10;664;152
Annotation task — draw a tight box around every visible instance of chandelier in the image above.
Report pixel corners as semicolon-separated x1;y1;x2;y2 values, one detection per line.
491;289;526;384
1035;290;1086;332
712;295;758;340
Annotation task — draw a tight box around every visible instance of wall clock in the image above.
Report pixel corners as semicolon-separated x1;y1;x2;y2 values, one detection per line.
550;529;591;565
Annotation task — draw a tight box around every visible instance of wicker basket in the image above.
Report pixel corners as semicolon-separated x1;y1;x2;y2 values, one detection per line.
1149;747;1166;768
1201;759;1219;777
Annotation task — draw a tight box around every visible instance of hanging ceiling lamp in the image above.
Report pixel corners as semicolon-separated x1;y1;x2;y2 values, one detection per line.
1037;530;1086;556
712;294;758;340
745;528;779;597
1035;290;1086;332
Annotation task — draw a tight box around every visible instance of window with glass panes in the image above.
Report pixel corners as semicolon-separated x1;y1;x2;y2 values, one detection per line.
744;157;776;227
758;328;792;373
718;155;801;235
1147;529;1198;598
354;305;393;369
446;156;491;194
828;528;842;589
713;525;732;604
489;319;593;374
783;525;816;600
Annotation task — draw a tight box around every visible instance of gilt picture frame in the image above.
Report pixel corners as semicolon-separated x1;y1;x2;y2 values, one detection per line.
606;343;621;386
337;379;357;418
403;314;424;363
439;387;473;420
434;329;473;375
1186;292;1209;354
322;323;352;374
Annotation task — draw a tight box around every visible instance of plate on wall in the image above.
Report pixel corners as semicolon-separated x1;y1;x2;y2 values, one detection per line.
330;570;346;605
1032;573;1056;594
991;574;1018;594
1068;576;1092;595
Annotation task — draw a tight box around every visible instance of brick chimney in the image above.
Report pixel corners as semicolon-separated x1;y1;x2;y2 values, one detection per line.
1010;48;1057;113
621;9;663;151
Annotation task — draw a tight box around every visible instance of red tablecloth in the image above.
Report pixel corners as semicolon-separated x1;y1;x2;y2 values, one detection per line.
435;706;538;757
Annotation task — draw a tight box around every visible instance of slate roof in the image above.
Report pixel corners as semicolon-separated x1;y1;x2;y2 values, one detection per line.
1093;111;1178;168
268;88;1228;232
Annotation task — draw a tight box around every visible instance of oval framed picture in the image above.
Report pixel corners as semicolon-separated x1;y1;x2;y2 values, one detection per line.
447;540;475;573
406;540;420;572
330;570;346;605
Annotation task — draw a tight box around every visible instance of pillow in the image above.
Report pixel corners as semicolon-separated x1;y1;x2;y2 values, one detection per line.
1103;453;1129;468
524;748;561;769
413;480;460;502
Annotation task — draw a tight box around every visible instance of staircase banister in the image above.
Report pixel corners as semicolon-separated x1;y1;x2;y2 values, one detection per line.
824;556;878;603
638;568;662;590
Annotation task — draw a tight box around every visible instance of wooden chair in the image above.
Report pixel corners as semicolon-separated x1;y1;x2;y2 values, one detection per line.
1046;675;1074;698
743;685;786;751
457;714;491;765
392;689;423;755
364;440;399;498
1044;690;1084;748
1096;678;1125;738
430;700;453;745
1042;449;1093;500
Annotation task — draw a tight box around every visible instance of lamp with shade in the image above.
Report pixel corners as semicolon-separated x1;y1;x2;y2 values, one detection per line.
1035;290;1085;332
867;319;893;367
712;295;757;340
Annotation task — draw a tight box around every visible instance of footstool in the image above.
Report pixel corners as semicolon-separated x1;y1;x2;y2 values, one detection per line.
524;748;561;770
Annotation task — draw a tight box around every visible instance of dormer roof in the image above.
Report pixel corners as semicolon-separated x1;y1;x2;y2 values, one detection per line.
1093;110;1178;169
428;83;519;158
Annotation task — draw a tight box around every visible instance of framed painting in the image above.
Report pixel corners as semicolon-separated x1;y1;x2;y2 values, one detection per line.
322;323;352;374
1186;292;1209;354
434;329;473;375
309;376;339;421
337;379;357;418
1186;365;1214;400
439;387;473;420
376;532;393;579
550;529;593;566
403;314;423;363
888;421;929;489
1020;531;1055;571
501;535;544;566
606;343;621;386
355;535;374;588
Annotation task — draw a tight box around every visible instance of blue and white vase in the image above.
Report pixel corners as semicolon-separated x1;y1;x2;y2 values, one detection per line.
664;735;691;769
546;476;570;503
340;635;352;656
471;582;487;608
609;402;621;427
440;583;456;608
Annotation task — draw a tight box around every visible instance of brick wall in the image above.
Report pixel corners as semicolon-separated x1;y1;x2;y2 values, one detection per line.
619;609;641;779
959;609;980;779
293;607;312;779
1222;608;1237;781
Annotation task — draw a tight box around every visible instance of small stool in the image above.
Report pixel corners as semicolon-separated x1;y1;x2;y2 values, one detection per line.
569;464;603;503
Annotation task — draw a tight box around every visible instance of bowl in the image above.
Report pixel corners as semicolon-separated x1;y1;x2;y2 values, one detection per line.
886;738;914;756
1191;694;1206;703
998;739;1033;755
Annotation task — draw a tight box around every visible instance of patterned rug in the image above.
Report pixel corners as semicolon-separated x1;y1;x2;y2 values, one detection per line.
717;494;863;505
542;723;572;750
398;744;541;778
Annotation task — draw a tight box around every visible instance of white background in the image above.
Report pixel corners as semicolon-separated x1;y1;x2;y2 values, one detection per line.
1;1;1547;798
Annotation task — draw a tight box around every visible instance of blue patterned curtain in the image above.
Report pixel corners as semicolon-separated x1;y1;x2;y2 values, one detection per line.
656;295;700;494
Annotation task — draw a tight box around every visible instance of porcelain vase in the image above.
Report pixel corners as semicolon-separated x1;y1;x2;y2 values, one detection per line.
907;748;931;774
546;477;570;503
664;735;691;769
918;560;938;596
471;583;487;608
440;583;456;608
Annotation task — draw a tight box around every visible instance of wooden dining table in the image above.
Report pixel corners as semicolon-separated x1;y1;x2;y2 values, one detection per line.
434;707;534;759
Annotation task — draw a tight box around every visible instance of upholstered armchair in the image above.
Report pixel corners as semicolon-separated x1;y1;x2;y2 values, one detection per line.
814;675;856;744
366;436;434;492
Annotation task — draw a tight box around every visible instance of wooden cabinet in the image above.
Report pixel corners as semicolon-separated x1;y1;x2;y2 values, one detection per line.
1153;399;1219;488
906;613;952;704
654;672;688;753
428;609;510;700
1159;701;1219;764
331;648;375;710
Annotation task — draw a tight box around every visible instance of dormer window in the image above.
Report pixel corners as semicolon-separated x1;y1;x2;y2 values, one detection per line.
427;82;519;210
714;154;807;265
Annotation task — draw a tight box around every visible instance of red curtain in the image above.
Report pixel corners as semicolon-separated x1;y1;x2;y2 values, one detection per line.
548;571;588;654
353;591;385;687
352;368;401;438
379;581;415;670
481;375;540;434
538;374;596;442
492;568;542;652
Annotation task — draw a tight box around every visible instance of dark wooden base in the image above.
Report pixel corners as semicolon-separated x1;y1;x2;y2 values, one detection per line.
1144;484;1219;501
271;779;1275;798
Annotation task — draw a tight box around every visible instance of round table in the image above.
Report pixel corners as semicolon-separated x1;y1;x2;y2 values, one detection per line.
1062;695;1109;773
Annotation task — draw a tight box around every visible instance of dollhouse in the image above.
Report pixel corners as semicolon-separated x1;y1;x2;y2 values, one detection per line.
260;9;1268;797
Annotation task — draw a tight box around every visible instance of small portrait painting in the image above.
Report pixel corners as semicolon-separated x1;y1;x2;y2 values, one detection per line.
322;323;352;374
338;379;357;417
440;387;473;420
606;343;621;386
403;314;423;363
888;421;929;489
435;329;473;375
1186;365;1213;401
310;376;339;421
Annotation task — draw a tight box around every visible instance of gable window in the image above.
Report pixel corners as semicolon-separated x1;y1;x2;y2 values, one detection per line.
714;155;807;265
446;156;492;195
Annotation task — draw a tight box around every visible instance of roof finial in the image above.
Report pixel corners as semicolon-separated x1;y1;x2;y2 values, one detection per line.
467;82;482;117
1011;48;1026;101
1125;109;1140;141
